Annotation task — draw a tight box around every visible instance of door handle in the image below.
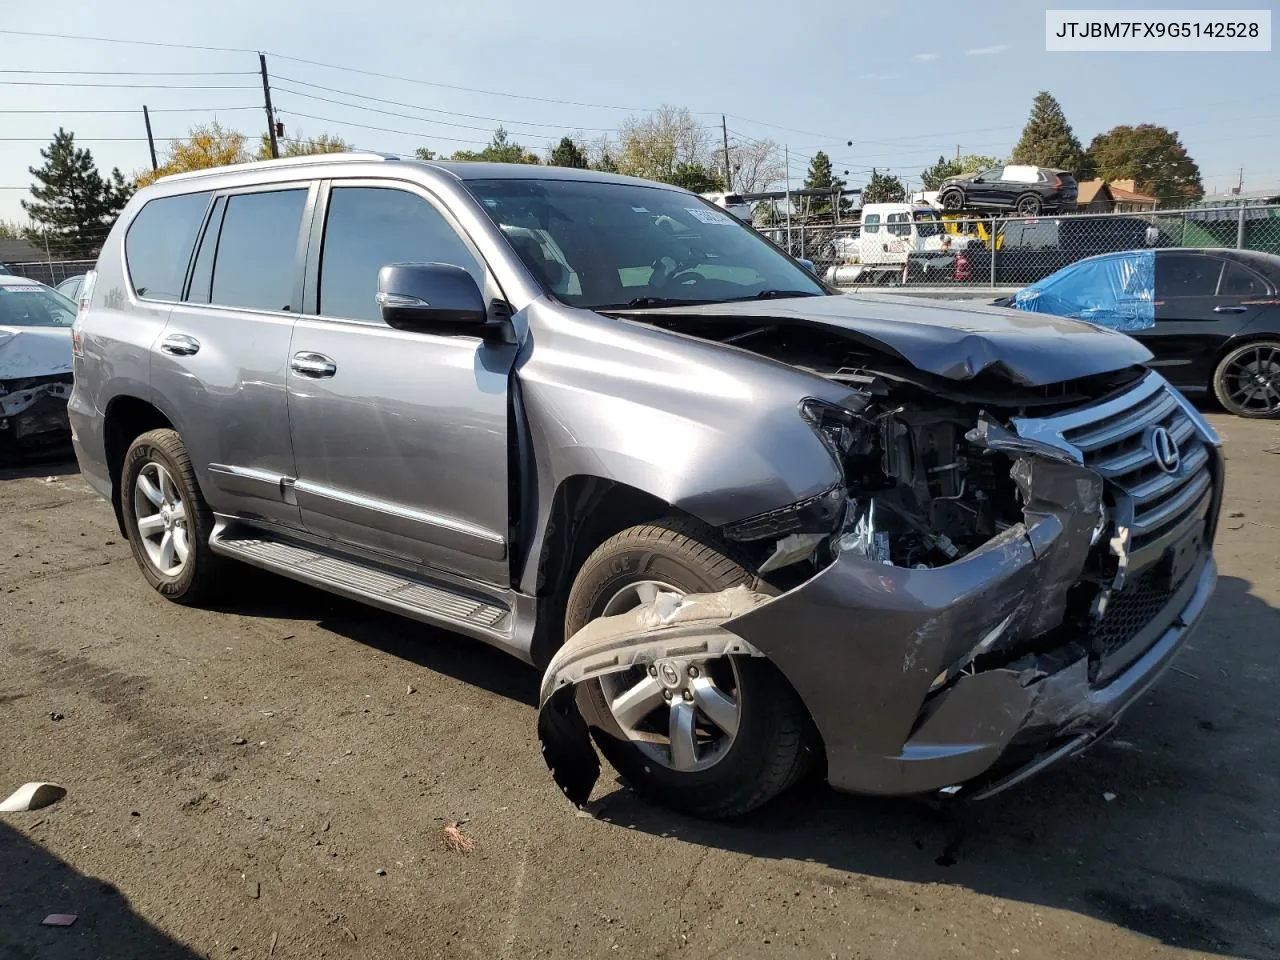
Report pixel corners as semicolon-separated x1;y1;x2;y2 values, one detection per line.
290;352;337;378
1213;305;1248;313
159;333;200;356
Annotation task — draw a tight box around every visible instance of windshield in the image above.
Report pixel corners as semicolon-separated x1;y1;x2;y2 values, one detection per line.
913;211;943;237
0;283;76;327
465;177;825;309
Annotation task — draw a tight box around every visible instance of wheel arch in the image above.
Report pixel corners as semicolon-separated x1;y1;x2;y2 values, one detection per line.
102;395;174;535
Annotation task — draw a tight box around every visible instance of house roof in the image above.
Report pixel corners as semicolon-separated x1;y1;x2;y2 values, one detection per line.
1108;179;1159;204
0;237;45;263
1076;178;1112;205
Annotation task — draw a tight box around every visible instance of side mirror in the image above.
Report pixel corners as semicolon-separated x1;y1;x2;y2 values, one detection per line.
376;262;490;336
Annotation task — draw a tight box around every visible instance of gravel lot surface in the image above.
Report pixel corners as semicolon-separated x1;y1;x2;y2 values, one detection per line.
2;411;1278;960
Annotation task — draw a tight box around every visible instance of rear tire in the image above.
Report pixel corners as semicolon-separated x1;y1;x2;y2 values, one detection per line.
120;428;226;604
1212;340;1280;418
1015;193;1042;216
564;517;814;819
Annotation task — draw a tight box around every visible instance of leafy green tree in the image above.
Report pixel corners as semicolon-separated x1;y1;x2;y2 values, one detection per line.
451;127;540;164
549;137;589;169
21;128;133;257
592;150;619;173
414;147;437;161
256;131;350;160
921;155;963;190
1085;124;1204;205
614;105;709;185
802;151;848;215
1010;91;1087;176
0;219;25;239
137;121;248;187
862;168;906;204
667;162;723;193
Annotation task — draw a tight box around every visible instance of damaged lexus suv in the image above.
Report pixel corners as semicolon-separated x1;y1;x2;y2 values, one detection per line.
71;155;1222;818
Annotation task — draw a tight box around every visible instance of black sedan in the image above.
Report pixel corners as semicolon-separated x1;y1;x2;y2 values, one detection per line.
996;248;1280;418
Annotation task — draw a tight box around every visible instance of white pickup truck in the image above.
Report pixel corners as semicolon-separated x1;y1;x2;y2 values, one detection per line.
826;202;956;285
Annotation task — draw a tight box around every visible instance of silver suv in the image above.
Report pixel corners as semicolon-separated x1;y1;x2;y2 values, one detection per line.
71;154;1223;818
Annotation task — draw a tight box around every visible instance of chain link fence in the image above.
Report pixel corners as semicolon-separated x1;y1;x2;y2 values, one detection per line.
2;259;97;288
763;202;1280;289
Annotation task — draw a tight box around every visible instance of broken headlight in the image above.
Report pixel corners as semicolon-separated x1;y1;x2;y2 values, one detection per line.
799;398;865;474
722;482;846;542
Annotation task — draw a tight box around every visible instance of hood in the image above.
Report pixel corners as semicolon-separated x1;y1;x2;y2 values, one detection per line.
618;293;1153;387
942;173;981;186
0;325;73;381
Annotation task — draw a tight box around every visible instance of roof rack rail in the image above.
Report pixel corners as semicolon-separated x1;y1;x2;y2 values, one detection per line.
155;151;401;184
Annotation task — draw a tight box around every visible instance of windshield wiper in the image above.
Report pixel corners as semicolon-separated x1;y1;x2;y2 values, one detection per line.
606;296;713;309
748;289;822;300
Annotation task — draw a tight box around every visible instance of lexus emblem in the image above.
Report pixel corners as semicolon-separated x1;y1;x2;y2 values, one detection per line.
1150;426;1180;474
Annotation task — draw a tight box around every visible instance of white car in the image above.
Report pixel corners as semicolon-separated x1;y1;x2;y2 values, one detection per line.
0;274;77;455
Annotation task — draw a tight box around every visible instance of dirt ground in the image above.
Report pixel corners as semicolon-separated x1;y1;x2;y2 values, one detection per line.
2;412;1278;960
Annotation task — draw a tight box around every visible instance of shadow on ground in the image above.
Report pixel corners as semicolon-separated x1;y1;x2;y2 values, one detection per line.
208;559;1280;957
584;574;1280;958
0;821;201;959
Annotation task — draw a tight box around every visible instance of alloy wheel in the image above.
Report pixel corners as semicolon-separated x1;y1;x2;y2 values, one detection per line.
597;580;742;773
132;460;190;577
1222;344;1280;415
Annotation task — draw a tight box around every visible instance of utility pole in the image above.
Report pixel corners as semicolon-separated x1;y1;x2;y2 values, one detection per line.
142;105;158;172
260;53;279;160
784;144;793;251
1237;167;1244;194
956;143;960;162
721;116;732;191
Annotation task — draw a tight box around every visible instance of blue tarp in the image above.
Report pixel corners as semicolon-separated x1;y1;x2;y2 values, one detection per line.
1010;251;1156;332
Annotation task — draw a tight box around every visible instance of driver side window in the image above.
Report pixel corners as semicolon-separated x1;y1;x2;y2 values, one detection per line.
977;167;1005;183
862;214;881;234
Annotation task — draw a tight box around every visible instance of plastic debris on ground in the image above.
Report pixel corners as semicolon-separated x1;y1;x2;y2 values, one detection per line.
41;914;77;927
0;782;66;812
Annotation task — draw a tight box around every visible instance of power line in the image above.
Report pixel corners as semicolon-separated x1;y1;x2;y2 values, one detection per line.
0;69;255;76
0;28;255;55
0;106;261;115
273;110;495;146
272;76;619;132
0;80;258;90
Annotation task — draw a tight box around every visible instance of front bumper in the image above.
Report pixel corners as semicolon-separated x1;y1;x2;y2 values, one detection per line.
0;378;72;456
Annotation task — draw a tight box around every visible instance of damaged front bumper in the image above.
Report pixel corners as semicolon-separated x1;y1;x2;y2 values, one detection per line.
0;377;73;454
539;419;1221;807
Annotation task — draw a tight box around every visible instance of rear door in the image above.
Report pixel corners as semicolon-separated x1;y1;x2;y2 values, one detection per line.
285;179;517;586
1135;251;1269;390
151;183;313;528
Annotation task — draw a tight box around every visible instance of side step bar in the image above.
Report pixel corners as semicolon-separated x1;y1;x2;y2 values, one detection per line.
210;525;513;640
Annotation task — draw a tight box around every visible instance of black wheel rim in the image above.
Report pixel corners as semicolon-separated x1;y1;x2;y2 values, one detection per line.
1223;345;1280;413
1018;197;1039;214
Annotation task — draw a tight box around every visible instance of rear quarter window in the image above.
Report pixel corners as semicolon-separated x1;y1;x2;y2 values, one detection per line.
124;191;213;301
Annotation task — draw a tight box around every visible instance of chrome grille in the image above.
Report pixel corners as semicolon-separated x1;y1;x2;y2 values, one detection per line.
1059;378;1214;552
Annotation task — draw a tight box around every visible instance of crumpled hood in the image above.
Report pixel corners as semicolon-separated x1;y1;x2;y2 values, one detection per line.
624;292;1153;387
0;325;72;381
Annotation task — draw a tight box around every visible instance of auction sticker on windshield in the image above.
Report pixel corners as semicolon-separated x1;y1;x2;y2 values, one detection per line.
686;208;735;225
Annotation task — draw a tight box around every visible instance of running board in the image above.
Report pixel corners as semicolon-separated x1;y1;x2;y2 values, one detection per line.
209;526;512;638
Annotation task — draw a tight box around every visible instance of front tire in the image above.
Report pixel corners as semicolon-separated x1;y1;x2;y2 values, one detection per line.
1212;340;1280;418
940;188;965;211
120;428;225;604
564;518;814;818
1015;193;1042;216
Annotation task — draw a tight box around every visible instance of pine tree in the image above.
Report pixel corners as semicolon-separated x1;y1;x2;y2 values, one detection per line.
802;151;848;215
862;168;906;204
22;128;133;258
549;137;589;169
1010;92;1086;175
592;151;620;174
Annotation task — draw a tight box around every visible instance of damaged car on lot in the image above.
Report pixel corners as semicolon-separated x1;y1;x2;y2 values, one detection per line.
0;274;78;459
70;155;1222;818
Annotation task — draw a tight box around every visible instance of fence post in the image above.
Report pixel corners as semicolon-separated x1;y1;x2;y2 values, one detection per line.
1236;205;1247;249
989;216;997;287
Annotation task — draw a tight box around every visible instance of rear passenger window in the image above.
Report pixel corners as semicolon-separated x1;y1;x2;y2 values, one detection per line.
210;188;307;312
1157;255;1223;299
124;191;212;301
318;186;483;323
1219;262;1267;297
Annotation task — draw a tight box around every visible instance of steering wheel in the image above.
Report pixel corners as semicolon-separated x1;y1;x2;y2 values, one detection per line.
649;250;707;290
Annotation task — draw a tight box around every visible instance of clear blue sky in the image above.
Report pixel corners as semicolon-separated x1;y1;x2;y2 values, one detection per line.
1;0;1276;225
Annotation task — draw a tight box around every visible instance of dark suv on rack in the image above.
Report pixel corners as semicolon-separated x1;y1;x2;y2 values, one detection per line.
939;164;1079;216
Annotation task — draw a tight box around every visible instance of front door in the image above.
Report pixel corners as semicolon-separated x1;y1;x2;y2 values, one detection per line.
1136;252;1268;391
151;184;313;529
286;181;516;587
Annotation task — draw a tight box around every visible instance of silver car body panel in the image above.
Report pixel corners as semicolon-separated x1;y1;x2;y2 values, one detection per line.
70;155;1224;800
